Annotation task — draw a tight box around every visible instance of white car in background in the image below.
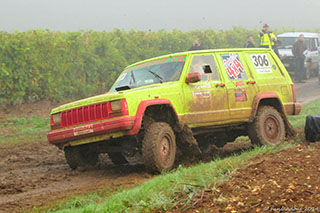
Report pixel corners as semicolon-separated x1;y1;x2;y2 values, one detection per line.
277;32;320;79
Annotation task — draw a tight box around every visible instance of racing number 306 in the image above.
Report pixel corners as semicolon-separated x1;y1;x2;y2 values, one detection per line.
250;54;270;68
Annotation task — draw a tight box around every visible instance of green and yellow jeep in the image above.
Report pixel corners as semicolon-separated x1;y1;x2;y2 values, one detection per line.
47;48;301;173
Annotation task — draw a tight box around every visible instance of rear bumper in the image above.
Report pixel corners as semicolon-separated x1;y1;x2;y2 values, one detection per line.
293;102;302;115
47;116;135;145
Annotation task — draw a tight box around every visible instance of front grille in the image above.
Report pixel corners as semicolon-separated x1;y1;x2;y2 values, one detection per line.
61;102;110;128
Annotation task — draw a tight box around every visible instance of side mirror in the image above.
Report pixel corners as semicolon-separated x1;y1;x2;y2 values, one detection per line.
186;72;201;84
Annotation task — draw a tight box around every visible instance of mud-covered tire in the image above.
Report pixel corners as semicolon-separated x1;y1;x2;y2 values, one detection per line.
142;122;176;173
64;147;78;169
64;146;98;169
108;153;128;165
248;106;285;146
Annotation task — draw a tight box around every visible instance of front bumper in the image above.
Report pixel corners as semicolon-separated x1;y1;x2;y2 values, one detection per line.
47;116;136;145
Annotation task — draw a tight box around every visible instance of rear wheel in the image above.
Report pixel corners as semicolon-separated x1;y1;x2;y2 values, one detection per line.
142;122;176;173
248;106;285;146
64;146;99;169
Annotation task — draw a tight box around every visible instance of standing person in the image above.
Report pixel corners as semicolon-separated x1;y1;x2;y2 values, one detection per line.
258;24;277;49
292;34;307;83
274;40;282;59
188;40;204;51
244;35;255;48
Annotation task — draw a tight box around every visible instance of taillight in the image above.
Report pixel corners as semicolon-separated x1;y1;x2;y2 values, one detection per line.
291;84;296;102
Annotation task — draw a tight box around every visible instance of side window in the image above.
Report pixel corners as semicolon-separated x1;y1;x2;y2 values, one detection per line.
310;38;316;51
220;53;247;81
189;55;220;81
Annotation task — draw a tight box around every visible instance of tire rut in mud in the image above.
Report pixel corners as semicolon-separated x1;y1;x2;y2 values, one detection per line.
0;140;151;213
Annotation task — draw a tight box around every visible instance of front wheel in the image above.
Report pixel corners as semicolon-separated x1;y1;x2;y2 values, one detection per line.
108;152;128;165
248;106;285;146
142;122;176;173
64;146;99;169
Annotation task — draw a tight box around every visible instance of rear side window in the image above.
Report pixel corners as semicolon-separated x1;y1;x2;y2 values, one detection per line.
189;55;220;81
220;53;247;81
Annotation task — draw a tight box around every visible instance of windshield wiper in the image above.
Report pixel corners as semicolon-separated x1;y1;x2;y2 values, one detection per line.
130;71;136;84
148;69;163;83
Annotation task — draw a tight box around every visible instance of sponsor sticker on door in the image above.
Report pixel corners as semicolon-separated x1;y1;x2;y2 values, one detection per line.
192;90;210;103
221;53;247;80
234;89;247;102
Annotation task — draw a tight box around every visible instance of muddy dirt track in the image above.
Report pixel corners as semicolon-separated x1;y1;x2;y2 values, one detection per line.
0;139;152;212
171;142;320;212
0;78;319;212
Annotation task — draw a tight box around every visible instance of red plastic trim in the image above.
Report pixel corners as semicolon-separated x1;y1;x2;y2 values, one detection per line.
250;92;282;120
291;84;297;103
47;116;135;145
52;99;129;130
128;99;179;135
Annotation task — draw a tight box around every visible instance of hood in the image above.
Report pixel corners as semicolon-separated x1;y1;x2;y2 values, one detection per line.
51;82;181;114
278;48;293;57
51;93;124;114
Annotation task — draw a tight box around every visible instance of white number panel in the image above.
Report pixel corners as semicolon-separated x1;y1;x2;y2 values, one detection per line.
250;54;272;74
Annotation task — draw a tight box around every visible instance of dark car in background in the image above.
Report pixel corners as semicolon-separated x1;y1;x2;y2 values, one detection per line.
278;32;320;79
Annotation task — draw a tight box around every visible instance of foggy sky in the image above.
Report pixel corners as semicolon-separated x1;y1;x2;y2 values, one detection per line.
0;0;319;32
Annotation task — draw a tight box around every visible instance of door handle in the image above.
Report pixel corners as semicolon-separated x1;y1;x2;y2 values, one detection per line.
247;80;256;85
216;83;225;88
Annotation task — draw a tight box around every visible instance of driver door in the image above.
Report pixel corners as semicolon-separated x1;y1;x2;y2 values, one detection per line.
182;54;229;126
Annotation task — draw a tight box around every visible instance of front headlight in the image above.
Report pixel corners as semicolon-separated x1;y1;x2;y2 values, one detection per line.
52;113;61;125
110;100;122;111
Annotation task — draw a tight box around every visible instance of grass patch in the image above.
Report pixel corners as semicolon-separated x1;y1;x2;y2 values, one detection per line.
288;99;320;128
0;115;50;143
31;186;124;213
49;144;292;213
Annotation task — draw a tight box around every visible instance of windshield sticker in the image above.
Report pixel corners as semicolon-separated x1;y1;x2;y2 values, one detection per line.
144;79;154;84
221;53;247;80
126;55;186;72
250;54;272;74
234;89;247;102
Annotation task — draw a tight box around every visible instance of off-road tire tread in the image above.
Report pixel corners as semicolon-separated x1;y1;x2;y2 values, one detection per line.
142;122;176;173
248;106;285;146
64;146;78;170
64;146;98;169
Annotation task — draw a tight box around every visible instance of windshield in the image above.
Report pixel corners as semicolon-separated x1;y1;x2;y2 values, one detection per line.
110;55;186;92
278;37;312;49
